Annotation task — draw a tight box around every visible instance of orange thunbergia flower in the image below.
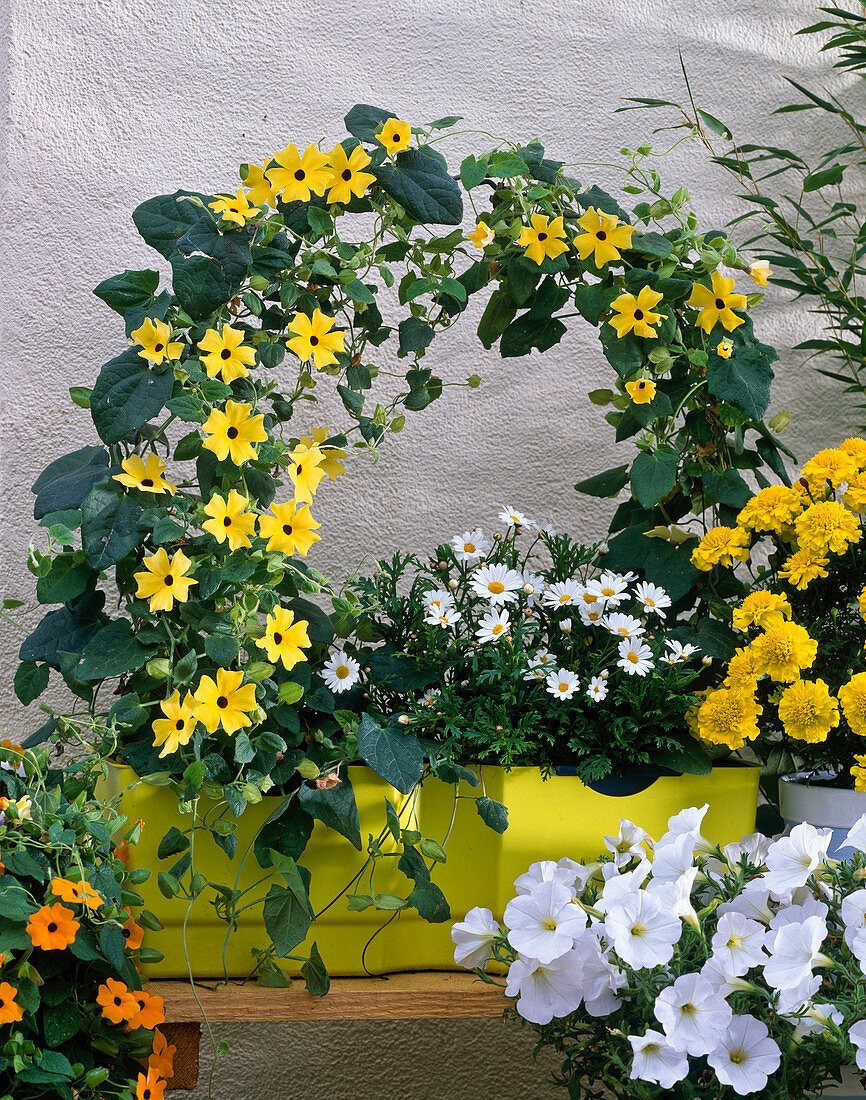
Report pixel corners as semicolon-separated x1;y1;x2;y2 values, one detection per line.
97;977;140;1025
122;912;145;951
128;990;166;1031
114;838;130;862
26;903;79;950
0;982;24;1025
136;1067;167;1100
149;1028;176;1079
50;877;103;910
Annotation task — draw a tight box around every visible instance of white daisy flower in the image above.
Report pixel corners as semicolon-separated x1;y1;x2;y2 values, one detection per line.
418;689;439;708
425;607;462;628
707;1015;781;1095
450;528;490;563
520;570;546;604
603;612;645;640
475;608;510;643
595;570;630;606
422;588;454;615
663;640;700;665
634;581;671;618
587;675;608;702
498;505;536;530
559;618;573;634
617;637;654;676
469;563;524;606
579;602;605;626
321;650;361;694
537;520;557;537
542;579;582;609
523;648;556;682
628;1028;688;1090
545;668;580;700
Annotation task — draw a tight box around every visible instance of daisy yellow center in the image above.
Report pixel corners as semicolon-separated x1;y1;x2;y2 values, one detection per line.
617;627;629;636
558;684;569;693
646;598;655;607
488;581;505;594
601;587;615;596
559;595;570;604
589;612;601;621
492;624;505;635
627;652;639;664
336;665;350;679
464;542;475;553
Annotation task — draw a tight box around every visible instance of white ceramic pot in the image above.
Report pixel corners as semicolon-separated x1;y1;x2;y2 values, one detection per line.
779;772;866;857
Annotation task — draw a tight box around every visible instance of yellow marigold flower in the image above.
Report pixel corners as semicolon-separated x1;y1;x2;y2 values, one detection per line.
518;213;569;266
468;220;495;249
687;271;747;333
747;260;772;287
113;454;177;496
325;143;376;204
778;679;839;743
209;188;261;227
130;318;184;366
851;755;866;792
202;400;267;466
289;445;327;506
778;549;830;590
258;500;321;556
839;672;866;736
696;686;762;749
255;607;311;670
298;426;346;481
573;207;634;268
608;286;664;339
859;585;866;620
795;500;861;557
201;489;256;551
737;484;808;533
197;324;256;384
0;982;24;1025
732;591;792;632
267;142;331;202
193;668;258;736
716;340;733;359
624;378;656;404
286;309;346;371
377;118;411;154
243;162;280;208
751;620;818;682
723;645;760;688
800;447;859;491
843;472;866;514
26;903;79;951
50;877;103;910
839;437;866;469
685;689;711;738
134;548;197;613
151;689;197;758
691;526;751;571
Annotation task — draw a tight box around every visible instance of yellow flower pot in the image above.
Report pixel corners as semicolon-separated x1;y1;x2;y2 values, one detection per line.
99;762;759;980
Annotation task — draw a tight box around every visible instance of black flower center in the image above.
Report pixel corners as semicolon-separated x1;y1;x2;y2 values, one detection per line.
164;575;174;586
309;336;319;346
154;343;164;352
596;231;607;241
217;696;229;709
392;134;399;142
221;348;231;360
282;524;293;535
223;516;232;527
633;310;644;320
144;1091;151;1100
114;996;122;1005
342;169;352;181
175;720;185;730
122;927;131;938
227;426;239;439
273;632;283;644
537;232;548;241
48;922;57;933
141;478;154;487
715;298;725;309
638;380;646;388
295;169;305;181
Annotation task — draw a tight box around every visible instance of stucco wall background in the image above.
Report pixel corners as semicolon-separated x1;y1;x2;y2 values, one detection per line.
1;0;863;1096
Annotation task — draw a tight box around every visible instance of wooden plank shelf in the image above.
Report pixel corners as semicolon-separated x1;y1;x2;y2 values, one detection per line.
152;973;506;1090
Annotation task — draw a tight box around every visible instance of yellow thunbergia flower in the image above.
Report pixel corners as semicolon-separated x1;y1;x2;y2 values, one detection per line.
151;690;197;758
288;445;327;505
286;309;346;371
197;324;257;383
256;607;311;670
716;340;734;359
243;162;281;208
267;143;331;203
130;318;184;366
202;489;256;551
133;548;197;613
747;260;772;287
839;672;866;736
113;453;177;496
851;755;866;792
202;400;267;466
297;426;346;481
193;668;258;736
517;213;569;266
325;144;376;204
687;271;747;333
777;678;839;744
377;118;411;154
691;526;751;571
751;621;818;682
468;221;495;249
258;500;321;556
625;378;656;405
696;686;762;750
573;207;634;268
608;286;664;339
209;188;262;227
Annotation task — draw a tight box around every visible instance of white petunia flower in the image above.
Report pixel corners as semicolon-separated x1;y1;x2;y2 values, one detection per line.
722;832;772;869
848;1019;866;1071
504;950;583;1025
658;804;711;853
603;819;649;865
628;1029;688;1090
762;821;832;895
498;505;536;530
542;579;583;609
652;833;699;885
654;972;732;1055
578;931;627;1016
522;648;556;682
604;891;681;969
634;581;671;618
775;973;821;1016
514;857;588;897
707;1015;781;1095
597;860;653;915
717;880;774;926
663;639;700;665
504;881;587;964
768;897;828;933
450;528;490;563
545;668;580;700
321;650;361;693
603;612;645;640
700;955;754;1000
469;563;524;606
647;867;700;930
786;999;843;1040
452;907;499;969
475;608;510;644
840;889;866;955
711;912;767;977
587;675;608;702
841;813;866;855
764;915;831;991
617;637;654;676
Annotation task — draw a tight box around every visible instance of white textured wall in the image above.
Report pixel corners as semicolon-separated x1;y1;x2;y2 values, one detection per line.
2;1;861;1096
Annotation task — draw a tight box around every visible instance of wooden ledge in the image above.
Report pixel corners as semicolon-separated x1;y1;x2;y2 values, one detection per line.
151;972;506;1023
